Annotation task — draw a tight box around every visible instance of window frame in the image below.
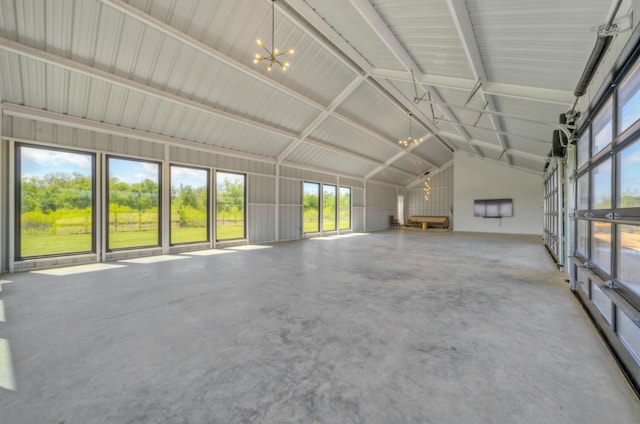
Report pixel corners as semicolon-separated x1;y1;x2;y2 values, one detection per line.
215;170;246;242
169;164;210;246
106;155;162;251
15;144;96;259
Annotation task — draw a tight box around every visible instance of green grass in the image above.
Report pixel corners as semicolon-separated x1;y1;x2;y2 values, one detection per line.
20;231;92;257
216;222;245;240
171;226;208;244
109;230;159;250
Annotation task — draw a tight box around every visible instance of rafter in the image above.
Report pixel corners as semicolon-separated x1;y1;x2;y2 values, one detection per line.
447;0;510;165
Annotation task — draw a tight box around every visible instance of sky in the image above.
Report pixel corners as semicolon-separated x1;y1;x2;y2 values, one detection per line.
21;147;208;188
21;146;92;179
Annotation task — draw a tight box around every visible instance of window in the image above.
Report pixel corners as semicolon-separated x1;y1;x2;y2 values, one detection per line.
216;171;245;241
577;130;590;169
107;157;160;250
617;224;640;297
618;309;640;364
576;268;590;297
591;284;612;325
591;222;612;274
170;166;208;244
592;100;612;156
592;158;612;210
17;145;94;258
577;173;589;210
323;185;337;231
303;182;320;233
618;140;640;208
576;219;588;257
340;186;351;230
618;61;640;135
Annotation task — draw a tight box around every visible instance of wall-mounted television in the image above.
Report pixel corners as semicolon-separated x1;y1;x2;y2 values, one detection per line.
474;198;513;218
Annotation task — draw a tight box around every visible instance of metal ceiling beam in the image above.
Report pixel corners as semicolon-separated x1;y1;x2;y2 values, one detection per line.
98;0;327;112
467;139;548;163
277;75;365;164
436;121;551;145
347;0;482;157
365;134;437;180
447;0;510;165
2;103;277;164
370;69;575;106
280;0;448;170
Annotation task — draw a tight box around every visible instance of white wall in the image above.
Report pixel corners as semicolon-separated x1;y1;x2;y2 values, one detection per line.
453;152;543;235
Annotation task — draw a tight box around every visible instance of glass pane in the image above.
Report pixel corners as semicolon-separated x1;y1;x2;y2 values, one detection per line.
592;100;612;156
576;130;589;168
339;187;351;230
592;221;612;275
576;268;590;297
322;185;336;231
618;62;640;134
108;158;160;250
577;173;589;210
216;172;245;240
19;146;93;257
592;158;612;209
591;284;612;325
171;166;208;244
618;140;640;208
618;309;640;364
618;224;640;297
303;182;320;233
576;219;588;257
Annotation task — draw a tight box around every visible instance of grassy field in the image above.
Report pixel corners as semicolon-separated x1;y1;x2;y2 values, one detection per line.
171;226;208;244
216;222;244;240
20;232;93;257
303;218;350;233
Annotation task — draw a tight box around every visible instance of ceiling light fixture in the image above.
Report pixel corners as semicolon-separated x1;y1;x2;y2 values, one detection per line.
399;113;419;146
424;177;431;201
254;0;294;71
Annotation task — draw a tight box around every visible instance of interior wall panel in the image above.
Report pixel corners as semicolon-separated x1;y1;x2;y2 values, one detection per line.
248;204;275;244
249;174;275;204
279;178;302;206
365;182;397;231
280;165;339;184
279;205;302;241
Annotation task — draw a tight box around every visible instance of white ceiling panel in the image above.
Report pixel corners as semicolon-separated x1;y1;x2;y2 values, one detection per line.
285;143;380;177
303;0;405;70
309;116;400;163
467;0;613;90
369;167;414;186
371;0;475;79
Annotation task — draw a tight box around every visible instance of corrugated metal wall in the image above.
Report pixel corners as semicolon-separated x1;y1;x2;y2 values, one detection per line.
248;174;277;243
279;178;303;241
365;182;398;231
405;164;454;226
351;187;365;232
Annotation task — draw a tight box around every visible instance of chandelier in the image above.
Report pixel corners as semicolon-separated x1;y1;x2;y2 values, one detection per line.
398;113;419;146
254;0;294;71
424;177;431;201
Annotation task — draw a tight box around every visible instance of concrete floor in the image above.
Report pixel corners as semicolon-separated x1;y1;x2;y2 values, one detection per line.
1;231;639;423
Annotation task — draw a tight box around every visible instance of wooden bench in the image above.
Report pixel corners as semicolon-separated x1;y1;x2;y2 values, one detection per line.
405;215;449;229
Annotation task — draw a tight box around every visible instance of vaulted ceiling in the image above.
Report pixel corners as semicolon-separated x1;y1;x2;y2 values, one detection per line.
0;0;622;185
